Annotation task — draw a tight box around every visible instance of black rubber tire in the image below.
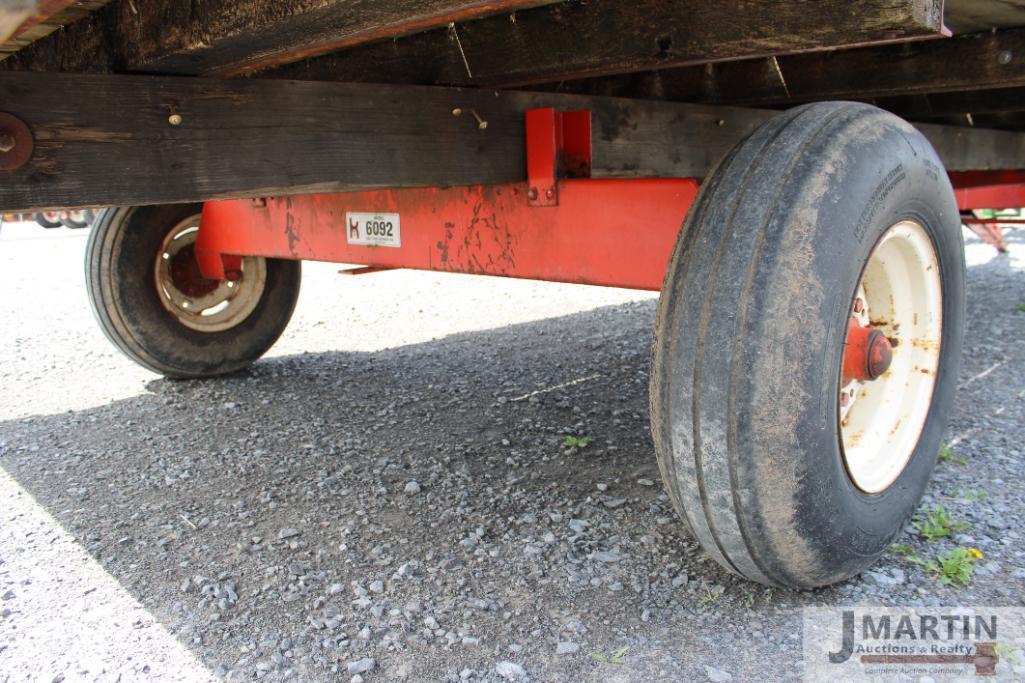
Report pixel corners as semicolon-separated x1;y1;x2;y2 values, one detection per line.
34;212;62;229
86;204;301;379
650;102;965;588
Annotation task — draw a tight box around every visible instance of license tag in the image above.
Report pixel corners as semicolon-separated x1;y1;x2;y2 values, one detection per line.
346;212;401;247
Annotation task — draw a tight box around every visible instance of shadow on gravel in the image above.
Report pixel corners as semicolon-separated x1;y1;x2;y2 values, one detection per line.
2;259;1023;680
1;300;755;680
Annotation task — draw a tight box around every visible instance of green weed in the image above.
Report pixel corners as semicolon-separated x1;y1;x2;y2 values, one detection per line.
913;506;967;542
925;547;982;587
938;443;968;466
562;435;593;449
591;645;629;665
890;544;926;565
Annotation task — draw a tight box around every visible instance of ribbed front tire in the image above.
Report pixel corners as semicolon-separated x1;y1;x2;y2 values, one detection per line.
650;102;965;588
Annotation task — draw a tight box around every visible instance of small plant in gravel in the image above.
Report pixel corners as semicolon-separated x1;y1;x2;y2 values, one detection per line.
698;583;725;605
925;547;983;587
890;544;926;565
938;443;968;465
562;435;593;449
994;642;1021;665
913;505;967;542
591;645;629;665
1015;302;1025;313
956;487;987;501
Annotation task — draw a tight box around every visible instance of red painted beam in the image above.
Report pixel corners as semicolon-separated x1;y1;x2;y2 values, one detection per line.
197;179;699;291
950;171;1025;210
194;170;1025;294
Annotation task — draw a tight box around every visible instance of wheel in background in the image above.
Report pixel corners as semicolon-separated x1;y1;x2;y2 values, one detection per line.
60;209;95;229
86;204;301;378
650;101;965;588
34;211;62;229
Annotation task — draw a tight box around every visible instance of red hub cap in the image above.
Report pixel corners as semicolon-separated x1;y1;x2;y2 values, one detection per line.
843;318;893;382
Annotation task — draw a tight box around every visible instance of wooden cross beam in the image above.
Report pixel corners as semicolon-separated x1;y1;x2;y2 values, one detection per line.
1;72;1024;213
555;27;1025;109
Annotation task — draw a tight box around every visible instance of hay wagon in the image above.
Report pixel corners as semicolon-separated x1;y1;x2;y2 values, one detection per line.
2;0;1024;587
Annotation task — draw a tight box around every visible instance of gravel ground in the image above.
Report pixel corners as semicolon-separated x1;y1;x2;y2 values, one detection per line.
0;220;1023;682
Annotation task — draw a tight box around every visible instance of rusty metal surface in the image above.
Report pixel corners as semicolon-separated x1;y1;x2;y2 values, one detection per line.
0;111;33;171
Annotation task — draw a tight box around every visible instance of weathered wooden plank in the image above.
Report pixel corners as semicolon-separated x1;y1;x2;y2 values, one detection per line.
3;0;945;87
554;27;1025;108
0;72;778;211
267;0;945;87
0;0;35;44
0;0;110;57
125;0;562;77
944;0;1025;33
918;120;1025;167
1;72;1022;213
915;110;1025;130
870;88;1025;120
0;0;561;75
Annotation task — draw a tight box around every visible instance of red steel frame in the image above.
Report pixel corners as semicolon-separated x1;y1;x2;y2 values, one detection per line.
196;112;1025;292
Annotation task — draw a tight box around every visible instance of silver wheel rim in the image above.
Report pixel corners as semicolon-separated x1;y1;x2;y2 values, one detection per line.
154;215;267;333
840;220;943;494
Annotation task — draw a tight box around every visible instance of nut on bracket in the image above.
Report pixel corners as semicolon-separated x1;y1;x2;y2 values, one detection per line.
0;112;33;172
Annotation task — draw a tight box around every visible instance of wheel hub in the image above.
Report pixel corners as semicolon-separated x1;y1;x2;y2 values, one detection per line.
154;215;268;333
843;319;893;382
838;220;943;494
168;243;221;298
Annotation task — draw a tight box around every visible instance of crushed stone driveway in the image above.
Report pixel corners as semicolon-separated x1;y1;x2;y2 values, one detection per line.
0;221;1023;682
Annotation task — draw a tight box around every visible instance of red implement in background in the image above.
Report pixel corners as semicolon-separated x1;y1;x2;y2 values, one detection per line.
196;116;1025;291
949;171;1025;252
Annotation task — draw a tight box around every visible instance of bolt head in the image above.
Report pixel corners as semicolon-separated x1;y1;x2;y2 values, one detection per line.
168;114;183;126
478;121;488;130
545;188;555;199
999;50;1013;65
853;297;864;313
527;187;539;200
840;392;850;407
0;130;15;153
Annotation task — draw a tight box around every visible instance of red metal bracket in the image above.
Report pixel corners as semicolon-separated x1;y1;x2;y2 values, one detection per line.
525;108;592;207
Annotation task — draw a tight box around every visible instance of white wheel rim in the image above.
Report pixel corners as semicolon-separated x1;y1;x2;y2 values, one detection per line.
154;215;267;333
840;220;942;494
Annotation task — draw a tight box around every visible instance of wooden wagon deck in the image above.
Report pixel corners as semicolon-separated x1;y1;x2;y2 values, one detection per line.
3;0;1025;212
